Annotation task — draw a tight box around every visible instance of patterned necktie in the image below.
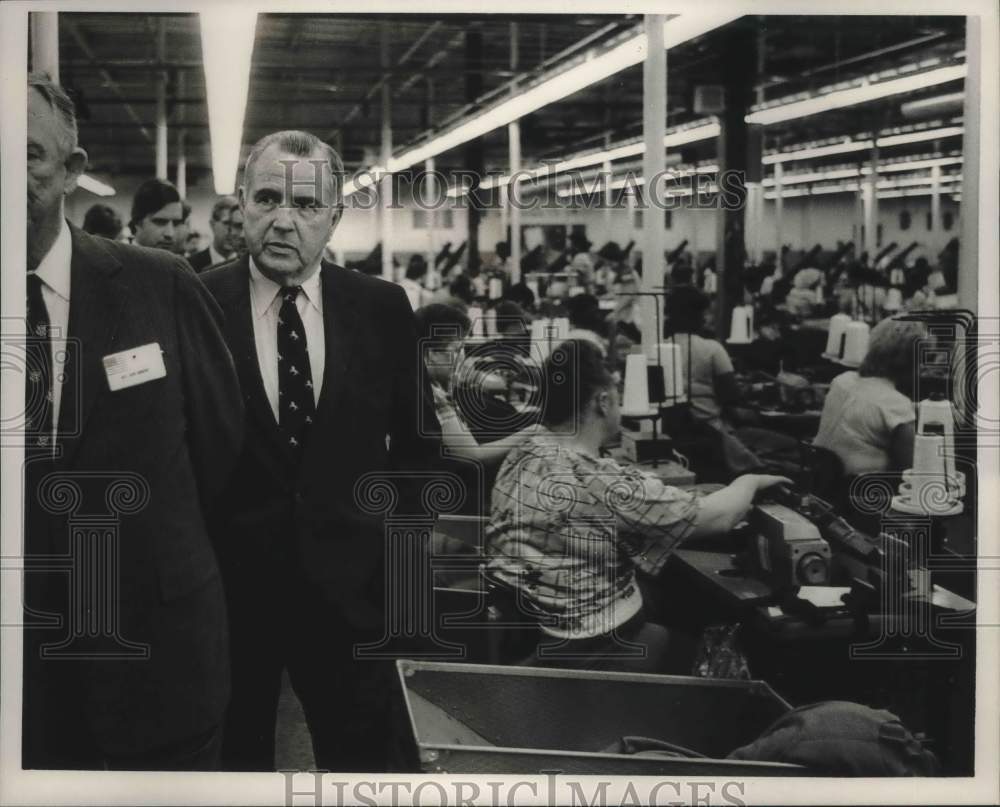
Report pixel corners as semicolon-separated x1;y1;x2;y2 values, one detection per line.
277;286;315;460
25;273;53;451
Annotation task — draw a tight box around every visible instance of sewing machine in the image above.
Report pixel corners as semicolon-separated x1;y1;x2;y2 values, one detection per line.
749;503;832;587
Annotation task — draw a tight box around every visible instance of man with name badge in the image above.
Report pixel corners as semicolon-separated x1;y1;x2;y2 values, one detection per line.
23;73;244;770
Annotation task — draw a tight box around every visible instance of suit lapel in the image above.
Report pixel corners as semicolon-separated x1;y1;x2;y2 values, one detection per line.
300;263;362;472
216;258;294;467
58;227;127;468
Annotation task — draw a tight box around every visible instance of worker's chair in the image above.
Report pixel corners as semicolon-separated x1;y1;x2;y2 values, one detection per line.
429;515;540;664
797;441;846;506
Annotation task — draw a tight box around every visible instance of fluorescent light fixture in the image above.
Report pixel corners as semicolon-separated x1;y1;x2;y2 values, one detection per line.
763;155;963;187
764;125;964;165
764;139;872;165
746;63;967;126
877;125;963;147
77;174;115;197
558;172;719;199
764;175;962;200
342;13;738;194
876;156;962;172
343;167;385;197
201;9;257;194
454;120;719;198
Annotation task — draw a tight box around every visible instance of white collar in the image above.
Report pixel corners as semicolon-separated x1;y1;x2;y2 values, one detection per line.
249;256;323;319
32;218;72;301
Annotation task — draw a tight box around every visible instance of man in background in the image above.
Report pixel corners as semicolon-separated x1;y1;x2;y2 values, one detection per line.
24;72;243;770
188;195;238;272
129;177;185;253
81;202;122;240
171;199;193;258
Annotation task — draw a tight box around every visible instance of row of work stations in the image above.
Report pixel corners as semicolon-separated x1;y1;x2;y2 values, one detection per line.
394;242;978;777
44;9;987;783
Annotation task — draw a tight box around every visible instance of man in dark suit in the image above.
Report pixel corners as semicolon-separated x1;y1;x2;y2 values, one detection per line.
201;130;441;772
188;196;238;273
23;73;243;769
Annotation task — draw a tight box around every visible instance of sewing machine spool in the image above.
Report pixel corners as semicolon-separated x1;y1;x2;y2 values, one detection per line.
823;313;852;360
468;306;486;337
891;396;964;516
727;305;754;345
654;342;687;404
622;353;656;417
838;321;870;368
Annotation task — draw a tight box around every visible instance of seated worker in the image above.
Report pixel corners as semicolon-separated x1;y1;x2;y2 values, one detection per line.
415;304;539;469
814;317;927;475
486;340;789;673
664;286;762;477
566;293;610;355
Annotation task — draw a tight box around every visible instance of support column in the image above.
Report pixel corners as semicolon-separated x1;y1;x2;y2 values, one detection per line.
176;131;186;198
464;29;485;274
380;24;393;281
715;19;756;341
774;161;784;265
864;139;879;260
424;78;437;284
930;162;941;239
175;70;186;197
958;15;980;312
507;22;520;282
30;12;59;81
153;21;168;180
603;147;613;236
425;156;436;284
745;21;766;265
641;14;667;352
509;123;522;284
155;20;168;180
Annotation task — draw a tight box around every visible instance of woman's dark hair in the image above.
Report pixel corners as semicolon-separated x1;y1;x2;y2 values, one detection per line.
449;274;475;304
406;254;428;280
505;281;536;310
129;178;181;232
665;284;710;335
541;339;614;427
566;293;605;334
82;203;123;240
413;303;471;343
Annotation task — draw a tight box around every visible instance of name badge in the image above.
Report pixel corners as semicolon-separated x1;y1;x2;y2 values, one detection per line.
103;343;167;391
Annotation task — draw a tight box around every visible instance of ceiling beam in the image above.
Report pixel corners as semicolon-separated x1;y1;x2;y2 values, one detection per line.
63;19;155;144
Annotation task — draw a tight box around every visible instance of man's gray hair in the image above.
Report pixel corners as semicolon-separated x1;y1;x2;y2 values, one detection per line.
243;130;345;209
210;195;239;222
28;71;79;156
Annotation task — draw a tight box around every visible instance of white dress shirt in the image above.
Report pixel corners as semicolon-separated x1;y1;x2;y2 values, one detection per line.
249;258;325;420
29;218;72;442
